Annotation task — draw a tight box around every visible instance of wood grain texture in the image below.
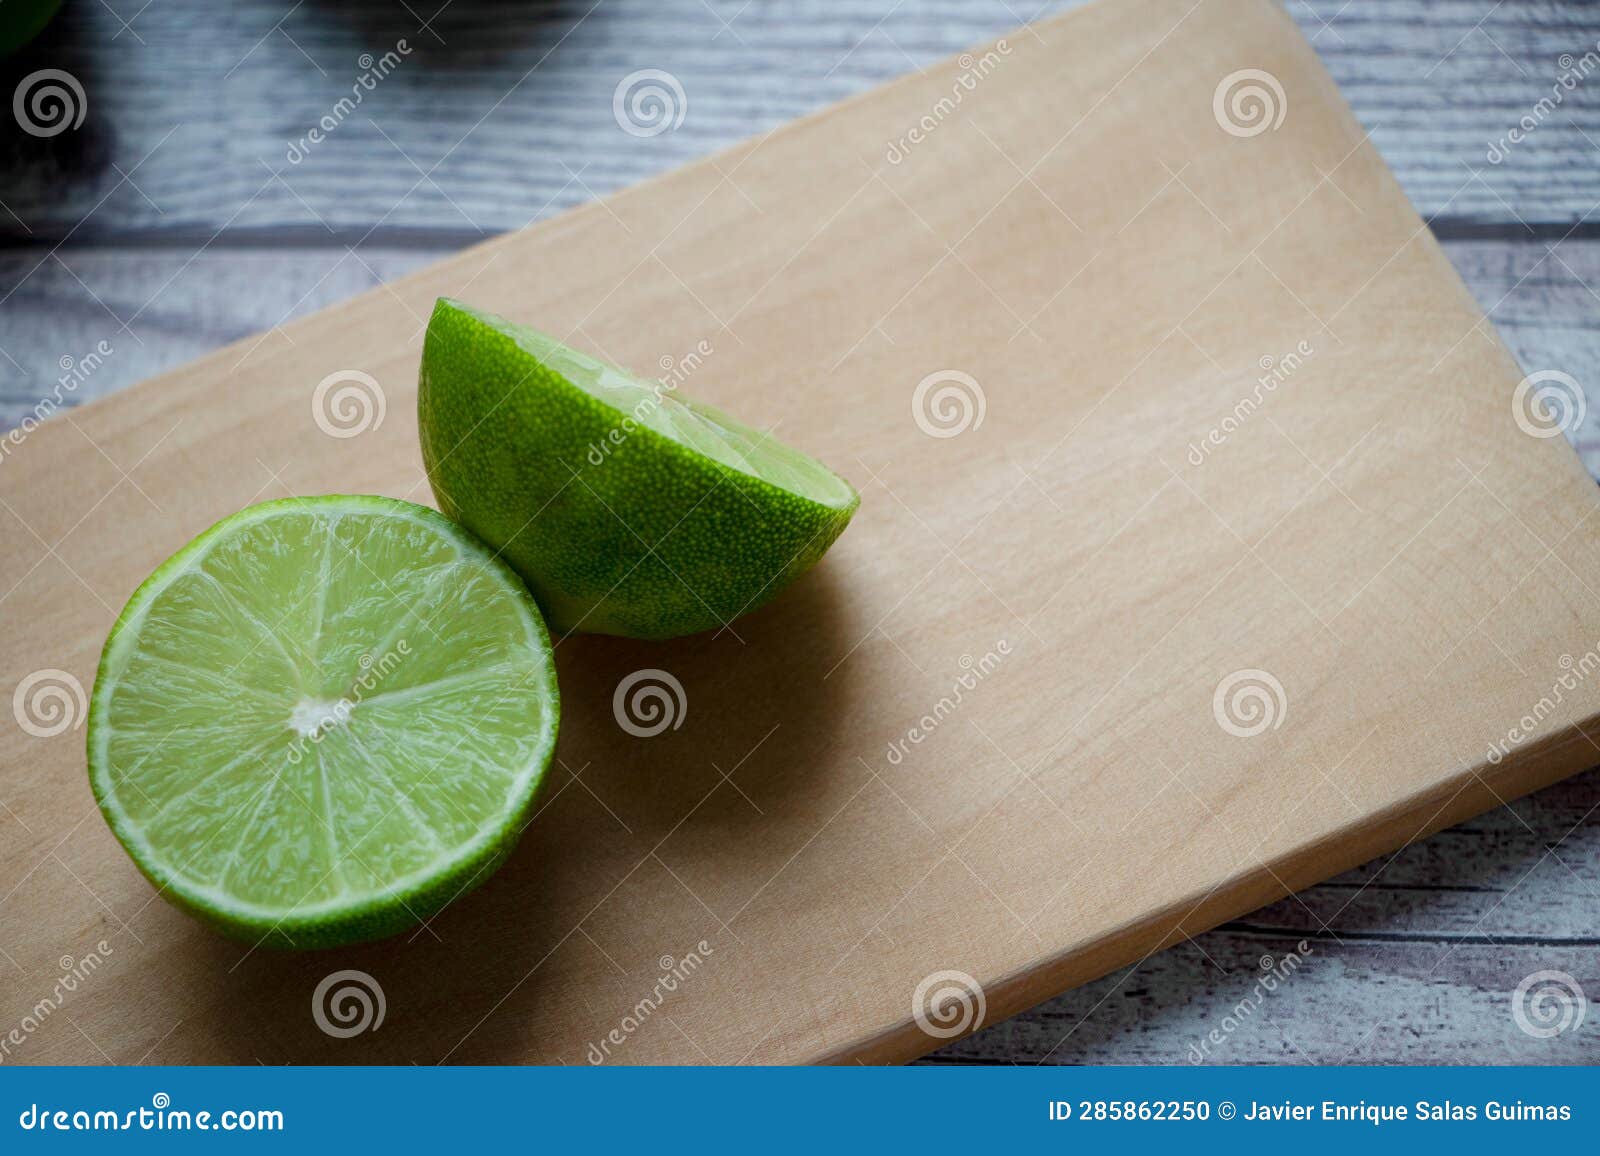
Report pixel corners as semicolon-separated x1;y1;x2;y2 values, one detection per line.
0;0;1597;242
930;765;1600;1065
2;0;1599;1067
8;239;1600;470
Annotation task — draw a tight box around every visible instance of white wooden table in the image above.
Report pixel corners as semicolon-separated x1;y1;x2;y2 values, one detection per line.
1;0;1597;1064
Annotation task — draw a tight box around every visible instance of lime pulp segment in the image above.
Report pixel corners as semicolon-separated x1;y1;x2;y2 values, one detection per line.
487;315;858;508
87;495;560;948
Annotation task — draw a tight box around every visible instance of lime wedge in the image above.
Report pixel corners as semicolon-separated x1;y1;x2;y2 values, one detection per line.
87;495;559;949
418;298;860;639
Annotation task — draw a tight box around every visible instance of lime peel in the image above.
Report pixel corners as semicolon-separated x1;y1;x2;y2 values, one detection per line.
88;495;559;949
419;298;860;639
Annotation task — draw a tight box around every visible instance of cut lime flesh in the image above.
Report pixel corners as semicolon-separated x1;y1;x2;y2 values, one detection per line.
419;298;860;639
87;495;560;949
496;317;858;507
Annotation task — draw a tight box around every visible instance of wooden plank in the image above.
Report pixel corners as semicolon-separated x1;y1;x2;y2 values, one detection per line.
1;0;1596;241
6;0;1595;1069
938;768;1600;1064
6;234;1597;1067
925;932;1600;1065
11;238;1600;469
0;247;433;425
4;0;1600;1067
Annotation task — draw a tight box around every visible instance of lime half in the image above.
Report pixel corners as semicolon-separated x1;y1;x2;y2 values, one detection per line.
419;298;860;639
87;495;559;948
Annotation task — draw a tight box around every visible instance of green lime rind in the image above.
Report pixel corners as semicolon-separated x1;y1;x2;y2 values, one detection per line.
86;495;560;949
418;297;861;640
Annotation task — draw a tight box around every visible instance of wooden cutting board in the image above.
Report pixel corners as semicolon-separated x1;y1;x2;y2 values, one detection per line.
5;0;1600;1065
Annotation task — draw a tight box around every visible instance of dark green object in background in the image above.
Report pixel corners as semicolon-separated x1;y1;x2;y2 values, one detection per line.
0;0;62;57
